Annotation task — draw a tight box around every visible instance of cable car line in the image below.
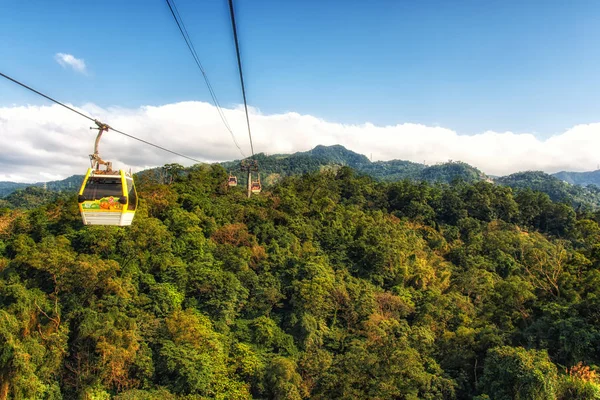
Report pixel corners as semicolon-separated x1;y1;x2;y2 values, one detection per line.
107;126;202;163
0;72;95;123
0;71;203;163
165;0;247;158
227;0;254;156
226;0;261;196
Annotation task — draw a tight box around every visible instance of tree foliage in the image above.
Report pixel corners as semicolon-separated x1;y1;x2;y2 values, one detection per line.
1;163;600;399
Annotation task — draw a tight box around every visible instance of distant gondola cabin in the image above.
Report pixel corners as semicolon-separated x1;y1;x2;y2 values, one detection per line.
251;181;261;194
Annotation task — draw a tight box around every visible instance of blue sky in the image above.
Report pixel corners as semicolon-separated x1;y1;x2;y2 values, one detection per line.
1;0;599;138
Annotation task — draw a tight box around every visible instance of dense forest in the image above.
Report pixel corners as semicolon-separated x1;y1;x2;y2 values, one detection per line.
554;170;600;187
496;171;600;210
0;182;28;199
0;175;83;198
0;186;63;210
1;163;600;399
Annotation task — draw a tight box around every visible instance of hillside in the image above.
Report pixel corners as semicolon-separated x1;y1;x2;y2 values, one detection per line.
553;169;600;187
359;159;425;181
496;170;600;209
221;145;488;186
0;186;62;209
0;174;83;198
0;181;29;197
1;164;599;399
302;144;370;166
4;146;600;212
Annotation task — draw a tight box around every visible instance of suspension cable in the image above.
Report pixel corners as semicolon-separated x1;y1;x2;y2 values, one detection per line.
165;0;247;158
0;72;203;163
227;0;255;156
1;72;95;122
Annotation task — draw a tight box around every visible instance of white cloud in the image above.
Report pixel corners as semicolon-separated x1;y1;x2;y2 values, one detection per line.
54;53;87;74
0;101;599;183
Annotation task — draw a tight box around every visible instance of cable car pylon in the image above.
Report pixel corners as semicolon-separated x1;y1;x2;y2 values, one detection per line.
240;159;259;198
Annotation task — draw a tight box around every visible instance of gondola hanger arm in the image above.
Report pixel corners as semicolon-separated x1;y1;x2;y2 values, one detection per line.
89;120;112;171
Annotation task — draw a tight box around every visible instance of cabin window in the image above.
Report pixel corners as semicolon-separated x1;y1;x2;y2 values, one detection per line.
83;178;123;200
126;178;137;210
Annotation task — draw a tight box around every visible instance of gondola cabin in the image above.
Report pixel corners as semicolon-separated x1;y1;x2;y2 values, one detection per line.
250;180;261;194
78;169;137;226
228;175;238;186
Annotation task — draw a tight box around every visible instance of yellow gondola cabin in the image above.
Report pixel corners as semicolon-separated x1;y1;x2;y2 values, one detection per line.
78;168;137;226
78;120;138;226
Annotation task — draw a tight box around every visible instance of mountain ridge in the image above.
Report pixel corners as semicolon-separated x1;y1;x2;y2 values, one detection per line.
0;174;83;197
2;145;600;208
220;145;489;186
552;170;600;187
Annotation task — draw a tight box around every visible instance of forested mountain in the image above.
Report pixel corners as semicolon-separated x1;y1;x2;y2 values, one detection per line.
2;145;470;199
553;170;600;187
0;186;62;209
359;159;425;181
3;146;600;212
301;144;371;166
0;175;84;209
496;171;600;209
0;182;29;198
221;145;488;185
1;164;600;399
0;174;83;197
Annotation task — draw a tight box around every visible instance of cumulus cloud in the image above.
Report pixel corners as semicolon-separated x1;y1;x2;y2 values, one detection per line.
54;53;87;74
0;101;599;183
